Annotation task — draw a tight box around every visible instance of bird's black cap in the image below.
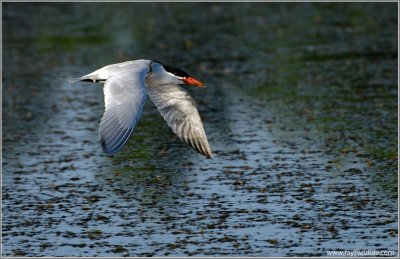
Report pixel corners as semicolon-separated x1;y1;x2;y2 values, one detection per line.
154;60;189;78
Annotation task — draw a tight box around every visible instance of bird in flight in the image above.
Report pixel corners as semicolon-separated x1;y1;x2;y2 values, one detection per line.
74;59;212;159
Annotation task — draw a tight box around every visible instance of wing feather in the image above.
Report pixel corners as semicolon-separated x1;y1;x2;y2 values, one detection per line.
99;71;148;154
147;84;212;158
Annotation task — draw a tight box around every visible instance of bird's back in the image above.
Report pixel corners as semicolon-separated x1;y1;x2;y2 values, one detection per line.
79;59;152;82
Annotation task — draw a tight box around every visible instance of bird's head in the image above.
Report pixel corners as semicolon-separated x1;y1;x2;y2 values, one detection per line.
150;61;205;87
162;64;204;87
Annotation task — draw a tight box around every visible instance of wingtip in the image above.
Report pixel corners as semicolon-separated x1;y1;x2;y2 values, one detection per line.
204;143;213;159
203;148;213;159
102;146;118;156
100;137;117;155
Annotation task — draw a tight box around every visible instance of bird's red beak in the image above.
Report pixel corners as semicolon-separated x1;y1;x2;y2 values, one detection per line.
182;76;205;87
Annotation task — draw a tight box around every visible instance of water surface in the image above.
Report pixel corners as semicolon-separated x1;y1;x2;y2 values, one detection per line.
2;3;398;256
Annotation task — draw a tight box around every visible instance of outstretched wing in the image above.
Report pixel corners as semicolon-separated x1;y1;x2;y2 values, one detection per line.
147;84;212;159
99;72;147;154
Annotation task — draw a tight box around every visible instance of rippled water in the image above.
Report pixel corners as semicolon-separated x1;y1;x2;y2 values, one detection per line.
2;3;398;256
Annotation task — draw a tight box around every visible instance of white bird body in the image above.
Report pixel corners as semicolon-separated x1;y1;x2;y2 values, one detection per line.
76;59;212;159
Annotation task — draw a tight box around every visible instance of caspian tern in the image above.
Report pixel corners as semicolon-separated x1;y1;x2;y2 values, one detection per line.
75;59;212;159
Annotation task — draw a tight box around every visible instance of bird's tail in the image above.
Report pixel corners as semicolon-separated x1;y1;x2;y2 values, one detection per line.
57;77;83;83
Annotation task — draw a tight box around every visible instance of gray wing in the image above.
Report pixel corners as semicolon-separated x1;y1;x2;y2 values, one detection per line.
99;72;147;154
147;84;212;159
